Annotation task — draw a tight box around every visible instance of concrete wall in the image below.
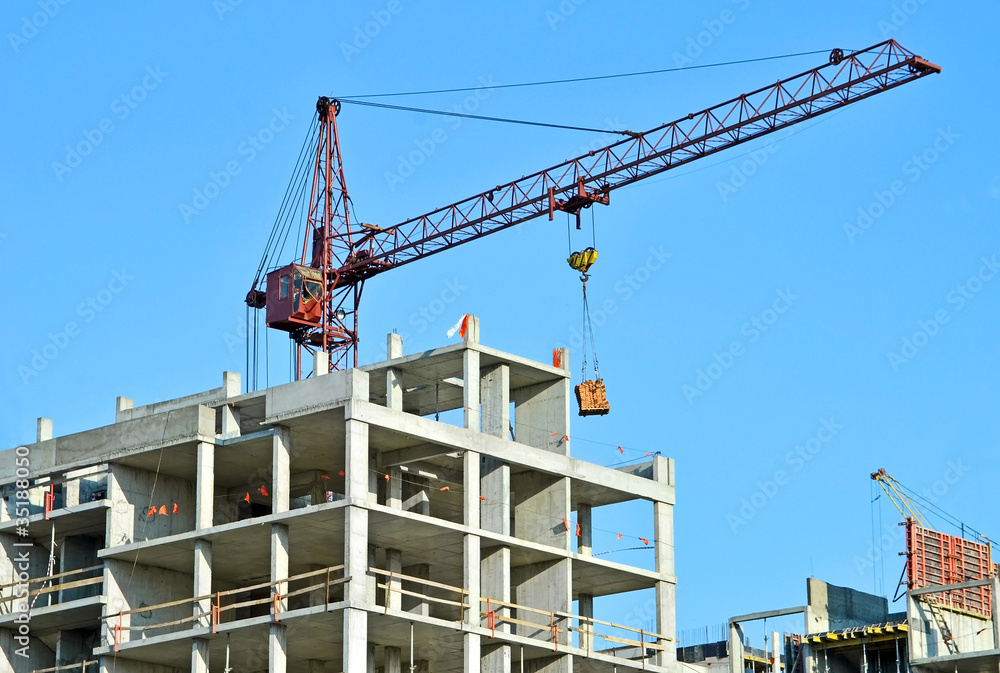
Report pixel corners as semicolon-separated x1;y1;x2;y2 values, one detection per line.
105;559;193;645
109;465;195;542
0;625;56;671
0;532;50;613
909;599;994;658
805;578;888;633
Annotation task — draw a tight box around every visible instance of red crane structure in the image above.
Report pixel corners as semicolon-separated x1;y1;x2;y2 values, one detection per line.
246;40;939;377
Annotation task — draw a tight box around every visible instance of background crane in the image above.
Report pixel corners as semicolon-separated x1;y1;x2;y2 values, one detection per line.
247;39;939;378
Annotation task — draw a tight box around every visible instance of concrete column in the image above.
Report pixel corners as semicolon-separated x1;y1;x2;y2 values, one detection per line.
653;455;677;668
54;630;85;667
511;378;570;454
513;559;571;645
771;631;781;673
512;472;570;549
221;403;240;438
273;426;291;514
402;475;431;515
386;549;402;610
309;660;328;673
343;607;368;673
346;419;370;504
314;350;329;376
729;623;745;673
115;396;133;422
223;370;241;396
402;563;431;616
465;632;481;673
269;623;287;673
578;504;592;556
36;417;53;442
193;539;212;627
464;317;481;430
196;442;214;530
386;646;402;673
387;333;403;410
482;643;512;673
345;418;371;607
481;365;509;439
192;638;210;673
387;466;402;508
579;593;594;653
464;448;483;673
272;523;289;613
64;471;80;508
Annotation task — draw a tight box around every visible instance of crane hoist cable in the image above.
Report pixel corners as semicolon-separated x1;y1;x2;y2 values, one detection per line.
567;213;609;415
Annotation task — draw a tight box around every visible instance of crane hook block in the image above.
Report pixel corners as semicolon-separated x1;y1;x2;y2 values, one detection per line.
568;247;599;274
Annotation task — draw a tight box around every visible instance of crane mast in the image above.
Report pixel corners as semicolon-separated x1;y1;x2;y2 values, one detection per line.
248;39;939;377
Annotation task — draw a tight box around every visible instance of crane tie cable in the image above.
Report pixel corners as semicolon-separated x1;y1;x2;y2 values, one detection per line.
337;98;632;135
336;48;836;99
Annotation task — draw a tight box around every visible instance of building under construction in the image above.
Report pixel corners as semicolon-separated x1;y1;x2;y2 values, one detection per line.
3;321;999;673
1;319;678;673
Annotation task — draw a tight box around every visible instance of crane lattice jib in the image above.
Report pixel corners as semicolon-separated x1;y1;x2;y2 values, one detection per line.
333;39;939;286
871;467;930;528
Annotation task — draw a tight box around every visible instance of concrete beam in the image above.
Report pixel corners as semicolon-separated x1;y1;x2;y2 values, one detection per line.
380;444;460;468
907;578;996;596
731;606;808;623
346;401;676;505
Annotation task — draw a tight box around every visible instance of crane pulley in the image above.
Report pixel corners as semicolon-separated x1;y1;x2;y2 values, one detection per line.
246;40;940;381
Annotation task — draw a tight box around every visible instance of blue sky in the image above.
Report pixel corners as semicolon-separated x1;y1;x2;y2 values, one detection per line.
2;0;998;647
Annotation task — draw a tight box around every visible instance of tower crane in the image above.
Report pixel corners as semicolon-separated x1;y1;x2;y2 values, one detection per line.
246;40;939;378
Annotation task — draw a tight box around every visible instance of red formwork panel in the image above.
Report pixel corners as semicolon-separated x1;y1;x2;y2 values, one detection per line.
906;519;993;616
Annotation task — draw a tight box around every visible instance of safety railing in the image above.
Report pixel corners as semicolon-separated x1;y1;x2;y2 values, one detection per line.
0;564;103;614
31;661;99;673
369;566;671;662
103;564;346;651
